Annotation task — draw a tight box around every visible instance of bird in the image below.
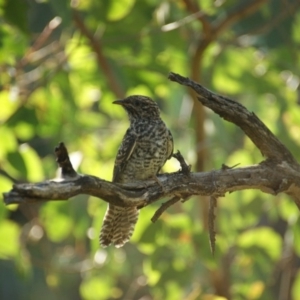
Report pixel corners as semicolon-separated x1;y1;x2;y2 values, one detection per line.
99;95;173;248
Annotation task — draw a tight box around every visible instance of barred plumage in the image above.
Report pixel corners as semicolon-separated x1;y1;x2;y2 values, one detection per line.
99;95;173;248
100;205;139;248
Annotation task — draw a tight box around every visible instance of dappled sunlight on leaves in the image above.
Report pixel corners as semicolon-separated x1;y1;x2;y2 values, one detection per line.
0;220;20;258
1;0;300;299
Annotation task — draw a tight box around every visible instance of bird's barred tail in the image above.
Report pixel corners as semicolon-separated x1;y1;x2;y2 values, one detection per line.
99;204;139;248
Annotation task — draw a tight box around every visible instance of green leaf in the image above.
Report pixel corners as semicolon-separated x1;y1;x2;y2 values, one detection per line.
0;220;20;258
49;0;71;26
80;275;113;300
6;106;39;128
237;227;282;261
7;151;27;177
107;0;135;21
41;203;73;243
19;144;44;181
13;122;35;140
3;0;29;34
0;126;17;159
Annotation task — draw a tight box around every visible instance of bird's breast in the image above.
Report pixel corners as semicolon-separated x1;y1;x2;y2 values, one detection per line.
121;122;170;181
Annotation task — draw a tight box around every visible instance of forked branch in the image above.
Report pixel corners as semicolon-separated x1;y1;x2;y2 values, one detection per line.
3;73;300;224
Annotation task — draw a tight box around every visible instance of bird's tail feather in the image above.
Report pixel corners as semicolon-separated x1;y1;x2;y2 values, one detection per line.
99;204;139;248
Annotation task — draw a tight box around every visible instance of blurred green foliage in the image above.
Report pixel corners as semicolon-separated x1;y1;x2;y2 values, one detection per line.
1;0;300;299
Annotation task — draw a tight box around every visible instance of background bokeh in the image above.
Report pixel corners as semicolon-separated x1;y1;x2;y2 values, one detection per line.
1;0;300;299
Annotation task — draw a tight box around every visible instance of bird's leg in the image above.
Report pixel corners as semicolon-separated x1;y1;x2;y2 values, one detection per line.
150;175;165;190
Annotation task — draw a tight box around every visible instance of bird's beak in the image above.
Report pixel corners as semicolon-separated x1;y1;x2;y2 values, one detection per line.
113;99;126;105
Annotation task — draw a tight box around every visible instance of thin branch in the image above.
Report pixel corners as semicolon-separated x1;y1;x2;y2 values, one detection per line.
161;11;208;32
72;10;124;98
239;1;300;37
172;150;191;174
55;142;79;179
0;169;19;184
209;196;217;255
213;0;268;38
187;0;269;237
168;72;296;164
18;17;62;69
181;0;211;35
191;0;268;79
151;196;181;223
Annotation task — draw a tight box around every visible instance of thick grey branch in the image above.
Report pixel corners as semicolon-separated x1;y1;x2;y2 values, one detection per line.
3;72;300;219
4;163;300;210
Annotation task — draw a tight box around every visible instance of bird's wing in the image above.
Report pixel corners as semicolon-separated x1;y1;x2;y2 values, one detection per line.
113;129;137;182
166;129;174;160
157;128;174;175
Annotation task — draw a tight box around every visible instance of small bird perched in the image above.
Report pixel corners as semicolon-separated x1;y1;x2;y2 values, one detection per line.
99;95;173;248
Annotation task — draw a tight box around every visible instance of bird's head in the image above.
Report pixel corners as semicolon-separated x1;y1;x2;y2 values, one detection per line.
113;95;161;121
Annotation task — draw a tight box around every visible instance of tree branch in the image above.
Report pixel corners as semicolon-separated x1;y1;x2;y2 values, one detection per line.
72;10;124;98
3;72;300;221
209;196;217;255
4;162;300;209
214;0;268;37
181;0;211;35
168;72;296;164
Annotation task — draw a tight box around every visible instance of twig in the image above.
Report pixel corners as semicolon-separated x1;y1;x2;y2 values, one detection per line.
18;17;62;69
151;196;181;223
168;72;296;164
0;169;19;184
208;196;218;255
172;150;191;174
214;0;268;38
221;163;240;170
181;0;211;34
72;10;124;98
55;142;79;179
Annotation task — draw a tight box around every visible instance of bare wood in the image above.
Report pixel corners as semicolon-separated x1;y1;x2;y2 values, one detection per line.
151;196;181;223
4;162;300;209
168;72;296;164
209;196;217;255
3;72;300;219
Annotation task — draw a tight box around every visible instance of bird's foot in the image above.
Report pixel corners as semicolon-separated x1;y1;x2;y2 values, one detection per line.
151;175;165;191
